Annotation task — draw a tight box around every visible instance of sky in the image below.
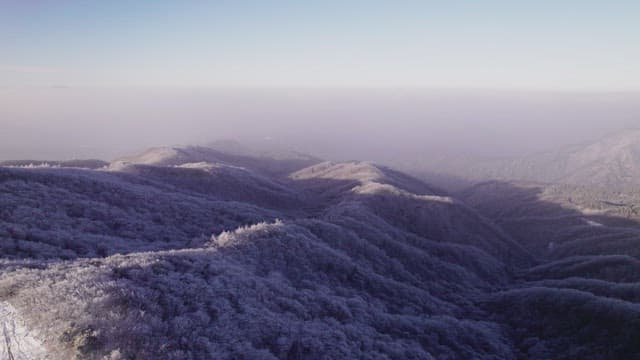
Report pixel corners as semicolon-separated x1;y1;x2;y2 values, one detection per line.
0;1;639;161
1;1;638;89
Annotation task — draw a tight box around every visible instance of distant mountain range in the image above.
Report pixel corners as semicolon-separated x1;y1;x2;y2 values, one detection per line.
419;129;640;190
0;159;108;169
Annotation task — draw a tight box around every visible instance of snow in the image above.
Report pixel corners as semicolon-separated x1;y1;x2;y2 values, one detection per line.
583;218;604;227
0;301;48;360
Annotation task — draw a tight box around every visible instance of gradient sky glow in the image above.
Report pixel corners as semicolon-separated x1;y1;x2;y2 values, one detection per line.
1;1;639;89
1;1;640;161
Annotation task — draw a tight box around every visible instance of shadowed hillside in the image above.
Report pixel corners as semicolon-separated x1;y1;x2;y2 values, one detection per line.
461;181;640;260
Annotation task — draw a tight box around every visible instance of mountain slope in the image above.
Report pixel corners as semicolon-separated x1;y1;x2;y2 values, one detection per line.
291;161;531;266
1;147;640;359
291;161;444;196
117;162;304;211
0;166;278;260
461;181;640;260
0;159;519;359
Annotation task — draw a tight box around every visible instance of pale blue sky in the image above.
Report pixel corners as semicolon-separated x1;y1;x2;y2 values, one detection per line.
1;1;638;89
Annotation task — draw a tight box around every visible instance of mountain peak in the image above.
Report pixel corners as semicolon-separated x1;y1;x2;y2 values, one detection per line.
291;161;444;196
108;143;320;176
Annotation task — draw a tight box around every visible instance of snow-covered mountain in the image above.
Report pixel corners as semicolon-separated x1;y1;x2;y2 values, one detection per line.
1;144;640;359
420;129;640;190
109;145;320;177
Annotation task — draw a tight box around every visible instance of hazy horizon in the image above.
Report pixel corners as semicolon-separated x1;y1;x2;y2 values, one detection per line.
1;87;639;162
2;1;639;163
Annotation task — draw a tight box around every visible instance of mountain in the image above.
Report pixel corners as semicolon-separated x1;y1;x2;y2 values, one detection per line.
290;161;530;266
109;145;320;177
419;129;640;190
1;144;640;359
0;154;518;359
